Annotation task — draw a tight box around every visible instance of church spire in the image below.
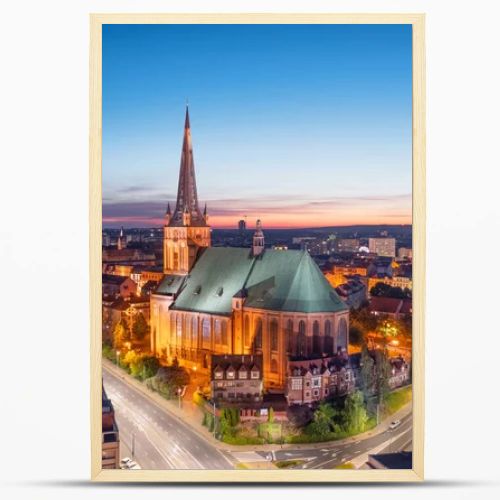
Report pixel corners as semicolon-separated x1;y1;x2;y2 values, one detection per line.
170;105;205;227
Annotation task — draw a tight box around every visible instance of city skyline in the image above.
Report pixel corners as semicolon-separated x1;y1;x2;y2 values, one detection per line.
103;24;412;229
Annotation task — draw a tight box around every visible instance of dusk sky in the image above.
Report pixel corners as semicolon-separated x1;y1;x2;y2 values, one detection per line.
103;24;412;229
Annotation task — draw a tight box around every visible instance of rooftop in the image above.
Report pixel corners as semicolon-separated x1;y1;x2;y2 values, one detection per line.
158;247;348;316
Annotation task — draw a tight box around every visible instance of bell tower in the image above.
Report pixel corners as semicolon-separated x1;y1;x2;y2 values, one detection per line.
163;106;211;275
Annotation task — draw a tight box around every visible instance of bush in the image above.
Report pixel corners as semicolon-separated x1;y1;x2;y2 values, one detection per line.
275;460;305;469
192;390;205;407
384;386;412;415
102;344;116;362
221;435;266;445
141;356;160;379
146;365;190;399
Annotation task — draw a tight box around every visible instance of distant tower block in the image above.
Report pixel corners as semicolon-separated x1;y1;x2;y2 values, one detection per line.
253;219;265;256
238;219;246;232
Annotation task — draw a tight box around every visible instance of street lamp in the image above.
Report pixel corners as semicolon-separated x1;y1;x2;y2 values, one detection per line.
116;350;120;367
177;387;182;409
213;400;217;439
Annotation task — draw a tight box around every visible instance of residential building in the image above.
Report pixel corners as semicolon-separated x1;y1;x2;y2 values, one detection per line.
102;274;137;299
335;238;360;253
397;247;413;259
369;296;412;319
368;238;396;258
335;277;367;309
102;387;120;469
211;354;263;403
285;354;355;405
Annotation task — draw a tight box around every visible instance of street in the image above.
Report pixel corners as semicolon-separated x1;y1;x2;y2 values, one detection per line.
267;412;412;469
103;367;234;469
104;366;412;470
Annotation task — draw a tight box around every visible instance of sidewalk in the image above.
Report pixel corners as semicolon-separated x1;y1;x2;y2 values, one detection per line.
103;359;412;453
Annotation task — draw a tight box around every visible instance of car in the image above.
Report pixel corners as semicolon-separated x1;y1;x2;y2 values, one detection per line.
389;420;401;430
120;457;139;469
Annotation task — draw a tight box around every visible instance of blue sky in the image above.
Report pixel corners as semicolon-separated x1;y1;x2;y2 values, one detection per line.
102;24;412;228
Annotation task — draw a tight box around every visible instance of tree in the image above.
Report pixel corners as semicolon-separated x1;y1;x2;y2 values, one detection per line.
360;343;375;398
132;312;149;342
370;282;411;299
268;407;275;424
375;349;391;406
349;325;364;346
307;403;335;437
112;321;125;349
119;316;131;342
343;390;369;434
142;356;160;379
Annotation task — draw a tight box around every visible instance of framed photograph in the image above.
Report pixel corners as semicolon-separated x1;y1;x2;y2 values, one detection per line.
90;13;425;482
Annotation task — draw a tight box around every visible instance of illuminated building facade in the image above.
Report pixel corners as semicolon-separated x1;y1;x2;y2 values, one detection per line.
150;108;350;392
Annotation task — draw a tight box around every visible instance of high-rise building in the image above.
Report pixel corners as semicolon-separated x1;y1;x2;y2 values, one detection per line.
335;238;360;253
368;237;396;258
238;219;246;232
398;247;413;259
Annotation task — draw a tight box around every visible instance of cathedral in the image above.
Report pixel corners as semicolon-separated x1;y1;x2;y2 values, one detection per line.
150;107;350;392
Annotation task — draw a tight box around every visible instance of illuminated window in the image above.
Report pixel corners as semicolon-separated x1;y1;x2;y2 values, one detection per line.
324;320;333;354
270;319;278;351
214;320;222;344
313;320;321;354
270;359;278;373
244;315;250;347
254;318;262;351
297;320;306;356
202;318;211;348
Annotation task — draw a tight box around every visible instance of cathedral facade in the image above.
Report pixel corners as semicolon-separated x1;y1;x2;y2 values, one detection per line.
150;107;349;392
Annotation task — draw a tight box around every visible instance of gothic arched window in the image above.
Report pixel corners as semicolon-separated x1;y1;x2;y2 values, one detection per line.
324;319;333;354
297;320;306;357
270;319;279;351
270;358;278;374
170;314;176;345
202;318;211;348
254;317;263;351
191;316;198;347
214;319;222;345
313;320;321;354
221;321;228;345
286;319;294;353
337;318;348;351
244;315;250;347
176;315;183;344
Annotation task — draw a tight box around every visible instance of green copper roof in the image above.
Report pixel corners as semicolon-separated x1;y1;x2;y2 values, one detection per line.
245;250;348;313
170;248;255;315
163;247;347;315
155;274;186;295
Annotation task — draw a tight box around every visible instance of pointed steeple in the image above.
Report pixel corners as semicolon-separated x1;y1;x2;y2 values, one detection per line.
165;202;171;225
170;105;205;227
203;203;209;224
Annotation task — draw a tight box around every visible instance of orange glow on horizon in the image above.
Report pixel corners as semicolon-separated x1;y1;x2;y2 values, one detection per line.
103;212;412;229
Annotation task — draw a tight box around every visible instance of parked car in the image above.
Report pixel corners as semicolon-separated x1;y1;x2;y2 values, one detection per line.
389;420;401;430
120;457;139;469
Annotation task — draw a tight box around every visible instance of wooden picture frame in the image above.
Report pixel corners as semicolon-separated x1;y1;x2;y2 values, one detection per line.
90;13;425;482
